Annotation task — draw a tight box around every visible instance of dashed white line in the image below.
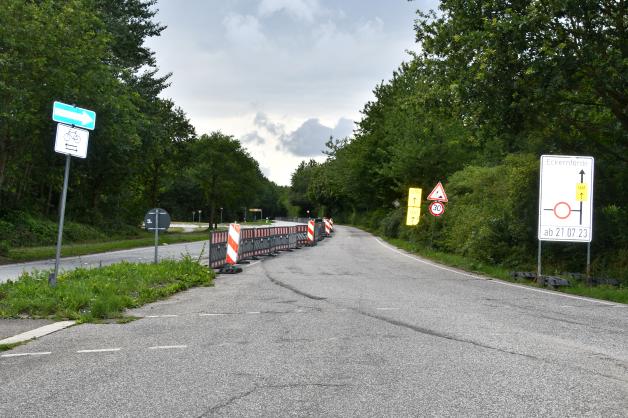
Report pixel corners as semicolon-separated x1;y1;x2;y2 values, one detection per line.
199;313;229;317
148;345;187;350
145;315;179;318
1;352;51;358
77;348;121;353
246;311;261;314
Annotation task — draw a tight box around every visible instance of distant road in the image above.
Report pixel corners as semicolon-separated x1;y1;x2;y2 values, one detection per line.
0;220;301;283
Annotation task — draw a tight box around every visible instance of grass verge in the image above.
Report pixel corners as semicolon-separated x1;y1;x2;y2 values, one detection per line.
378;236;627;304
0;341;27;352
0;257;214;322
4;231;212;263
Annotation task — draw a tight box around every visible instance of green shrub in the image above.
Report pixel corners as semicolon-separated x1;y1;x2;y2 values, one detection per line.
1;211;123;247
437;154;539;266
379;207;404;238
0;240;9;256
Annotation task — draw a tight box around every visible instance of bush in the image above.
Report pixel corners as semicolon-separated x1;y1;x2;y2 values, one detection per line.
437;154;539;266
0;240;9;256
0;211;124;247
379;207;404;238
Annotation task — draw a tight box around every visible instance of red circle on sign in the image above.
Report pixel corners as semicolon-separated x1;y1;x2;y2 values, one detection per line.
429;201;445;217
553;202;571;219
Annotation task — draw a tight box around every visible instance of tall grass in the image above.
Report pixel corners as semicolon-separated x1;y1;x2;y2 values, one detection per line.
0;257;214;322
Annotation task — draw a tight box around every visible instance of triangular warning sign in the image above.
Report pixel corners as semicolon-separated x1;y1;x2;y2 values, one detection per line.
427;181;448;202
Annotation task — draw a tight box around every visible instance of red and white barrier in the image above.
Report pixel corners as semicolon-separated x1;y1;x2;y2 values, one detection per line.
226;223;241;265
307;219;315;243
324;218;331;236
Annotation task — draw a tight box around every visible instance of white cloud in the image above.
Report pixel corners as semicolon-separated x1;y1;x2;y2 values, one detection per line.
254;112;285;136
223;14;268;49
241;131;267;145
258;0;322;22
278;117;354;156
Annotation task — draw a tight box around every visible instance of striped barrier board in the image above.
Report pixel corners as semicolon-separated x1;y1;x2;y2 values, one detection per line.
307;220;315;245
226;223;241;265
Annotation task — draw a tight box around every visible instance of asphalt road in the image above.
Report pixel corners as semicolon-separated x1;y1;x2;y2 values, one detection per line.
0;221;295;284
1;226;626;417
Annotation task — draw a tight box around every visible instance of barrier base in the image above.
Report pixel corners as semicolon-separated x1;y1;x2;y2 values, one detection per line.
219;264;242;274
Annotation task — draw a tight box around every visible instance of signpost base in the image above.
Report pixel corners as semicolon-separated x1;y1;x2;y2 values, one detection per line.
51;154;71;287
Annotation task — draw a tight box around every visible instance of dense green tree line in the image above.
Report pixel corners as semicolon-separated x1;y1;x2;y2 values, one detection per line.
0;0;286;248
291;0;626;278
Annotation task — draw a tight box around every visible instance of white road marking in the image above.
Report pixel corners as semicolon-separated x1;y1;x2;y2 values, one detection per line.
246;311;261;314
148;345;187;350
77;348;121;353
145;315;179;318
374;238;620;307
376;307;399;311
1;352;51;358
199;313;229;316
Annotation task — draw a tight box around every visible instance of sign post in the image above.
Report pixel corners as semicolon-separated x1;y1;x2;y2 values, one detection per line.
144;208;171;263
538;155;594;281
49;102;96;287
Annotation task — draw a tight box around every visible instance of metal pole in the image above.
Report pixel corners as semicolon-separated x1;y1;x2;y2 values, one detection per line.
208;229;213;268
50;154;71;287
154;210;159;264
537;240;542;283
586;242;591;284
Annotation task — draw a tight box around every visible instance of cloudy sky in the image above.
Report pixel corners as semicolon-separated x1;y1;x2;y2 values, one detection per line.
146;0;439;185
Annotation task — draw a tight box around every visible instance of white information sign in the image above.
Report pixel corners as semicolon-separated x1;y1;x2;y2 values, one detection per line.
538;155;594;242
54;123;89;158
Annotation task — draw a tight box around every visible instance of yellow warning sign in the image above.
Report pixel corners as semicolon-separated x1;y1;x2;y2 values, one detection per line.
408;188;422;207
576;183;588;201
406;206;421;226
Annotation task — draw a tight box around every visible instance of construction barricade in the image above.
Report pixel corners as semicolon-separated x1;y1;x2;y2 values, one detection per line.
206;222;327;272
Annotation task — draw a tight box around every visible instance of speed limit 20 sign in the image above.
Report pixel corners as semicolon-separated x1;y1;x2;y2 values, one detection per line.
429;201;445;217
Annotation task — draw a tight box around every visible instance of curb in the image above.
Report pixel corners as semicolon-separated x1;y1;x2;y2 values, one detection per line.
0;321;76;345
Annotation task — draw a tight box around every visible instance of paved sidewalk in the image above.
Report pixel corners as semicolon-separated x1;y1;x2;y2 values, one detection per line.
0;319;56;342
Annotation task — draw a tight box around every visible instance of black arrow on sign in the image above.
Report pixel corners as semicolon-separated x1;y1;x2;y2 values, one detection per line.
578;170;586;225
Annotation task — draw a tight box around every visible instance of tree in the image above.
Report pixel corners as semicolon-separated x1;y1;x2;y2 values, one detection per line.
181;133;264;227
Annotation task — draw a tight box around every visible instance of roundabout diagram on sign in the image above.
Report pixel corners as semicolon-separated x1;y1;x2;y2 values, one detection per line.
538;155;594;243
545;201;581;222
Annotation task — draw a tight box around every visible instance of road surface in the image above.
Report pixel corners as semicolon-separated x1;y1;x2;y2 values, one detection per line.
1;226;626;416
0;221;299;283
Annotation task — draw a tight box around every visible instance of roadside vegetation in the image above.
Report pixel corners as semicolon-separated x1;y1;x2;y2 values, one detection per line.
0;258;214;323
377;235;627;305
0;1;290;256
289;2;627;286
